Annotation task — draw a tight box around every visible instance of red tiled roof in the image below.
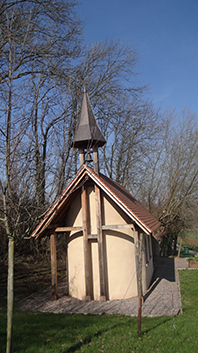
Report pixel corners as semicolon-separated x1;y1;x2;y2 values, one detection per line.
30;165;160;237
85;166;161;234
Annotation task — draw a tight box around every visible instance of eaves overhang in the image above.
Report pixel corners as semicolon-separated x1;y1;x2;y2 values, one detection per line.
30;166;88;238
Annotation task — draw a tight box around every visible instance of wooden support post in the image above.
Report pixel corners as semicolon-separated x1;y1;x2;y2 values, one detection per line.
65;234;69;296
138;233;143;336
81;185;92;301
93;147;99;174
79;148;85;167
133;231;139;286
50;230;58;301
95;185;106;301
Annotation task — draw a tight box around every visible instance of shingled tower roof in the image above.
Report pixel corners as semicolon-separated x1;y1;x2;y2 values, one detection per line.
73;88;106;149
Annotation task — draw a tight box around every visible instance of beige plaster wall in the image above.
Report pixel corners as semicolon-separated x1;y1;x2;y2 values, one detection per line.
68;235;85;299
102;193;137;300
65;192;85;300
91;240;100;300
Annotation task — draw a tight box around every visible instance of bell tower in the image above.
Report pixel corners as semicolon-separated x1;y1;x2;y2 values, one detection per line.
73;88;106;174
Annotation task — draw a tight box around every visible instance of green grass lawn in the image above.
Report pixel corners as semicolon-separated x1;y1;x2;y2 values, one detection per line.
0;270;198;353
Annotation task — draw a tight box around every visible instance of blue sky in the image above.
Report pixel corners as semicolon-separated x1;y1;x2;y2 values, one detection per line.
77;0;198;116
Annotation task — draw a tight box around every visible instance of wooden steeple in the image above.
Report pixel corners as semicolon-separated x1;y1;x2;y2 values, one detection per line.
73;88;106;173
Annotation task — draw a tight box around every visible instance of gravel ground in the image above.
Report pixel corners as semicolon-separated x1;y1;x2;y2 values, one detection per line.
18;257;188;317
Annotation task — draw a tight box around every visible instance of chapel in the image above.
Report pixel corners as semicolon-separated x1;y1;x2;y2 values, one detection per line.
30;88;161;301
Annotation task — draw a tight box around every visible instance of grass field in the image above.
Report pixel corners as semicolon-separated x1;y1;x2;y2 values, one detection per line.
0;270;198;352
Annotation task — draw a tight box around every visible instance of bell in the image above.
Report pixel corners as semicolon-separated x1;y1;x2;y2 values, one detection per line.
85;151;93;163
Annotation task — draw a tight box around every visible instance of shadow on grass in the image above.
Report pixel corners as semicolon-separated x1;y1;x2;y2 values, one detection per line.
65;316;173;352
11;312;134;352
65;328;104;353
141;316;172;336
0;311;174;353
64;318;135;353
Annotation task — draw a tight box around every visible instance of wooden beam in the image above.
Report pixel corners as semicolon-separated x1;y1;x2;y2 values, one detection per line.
81;185;92;301
102;224;135;230
50;230;58;301
95;185;106;302
55;226;82;232
88;234;98;240
47;224;62;229
79;148;85;166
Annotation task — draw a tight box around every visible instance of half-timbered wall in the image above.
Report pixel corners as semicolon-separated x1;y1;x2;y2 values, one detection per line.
65;185;154;301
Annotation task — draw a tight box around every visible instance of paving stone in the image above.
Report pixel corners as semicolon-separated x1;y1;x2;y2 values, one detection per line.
18;257;187;317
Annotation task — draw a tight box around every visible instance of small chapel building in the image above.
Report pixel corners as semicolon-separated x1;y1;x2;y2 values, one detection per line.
30;89;161;302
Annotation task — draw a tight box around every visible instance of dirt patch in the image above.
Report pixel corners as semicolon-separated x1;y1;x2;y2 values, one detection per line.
0;255;65;312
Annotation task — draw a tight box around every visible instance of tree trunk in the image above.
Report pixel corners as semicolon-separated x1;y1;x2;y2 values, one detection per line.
6;237;14;353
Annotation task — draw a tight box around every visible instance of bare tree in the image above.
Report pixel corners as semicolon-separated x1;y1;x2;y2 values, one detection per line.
102;98;161;189
53;41;147;195
134;109;198;255
0;1;82;352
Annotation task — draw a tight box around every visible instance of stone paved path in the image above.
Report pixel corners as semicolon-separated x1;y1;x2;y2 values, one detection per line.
18;257;188;317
